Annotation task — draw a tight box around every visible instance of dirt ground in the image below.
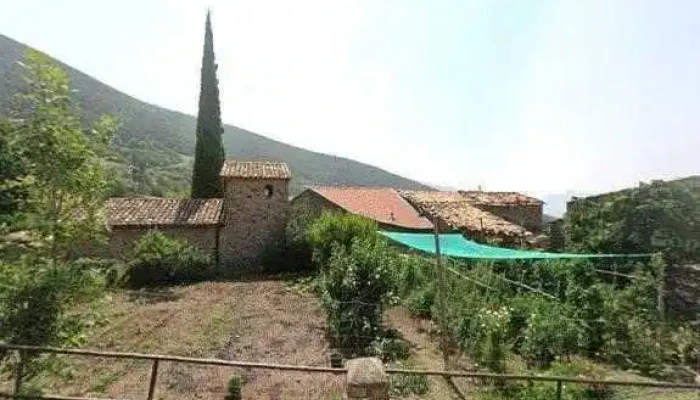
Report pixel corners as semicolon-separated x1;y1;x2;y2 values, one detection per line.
9;279;695;400
34;280;345;400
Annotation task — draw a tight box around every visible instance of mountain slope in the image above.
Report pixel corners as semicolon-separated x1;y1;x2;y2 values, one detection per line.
0;34;431;196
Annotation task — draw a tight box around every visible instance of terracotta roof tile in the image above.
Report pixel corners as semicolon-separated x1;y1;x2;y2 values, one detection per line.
308;187;433;230
400;191;531;237
107;198;223;227
220;160;291;179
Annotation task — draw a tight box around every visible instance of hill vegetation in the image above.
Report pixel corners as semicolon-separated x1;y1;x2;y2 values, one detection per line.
0;34;431;197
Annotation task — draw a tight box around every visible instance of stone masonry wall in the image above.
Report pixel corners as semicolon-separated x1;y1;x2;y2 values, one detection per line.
220;178;289;266
476;203;543;233
290;190;342;220
109;226;219;260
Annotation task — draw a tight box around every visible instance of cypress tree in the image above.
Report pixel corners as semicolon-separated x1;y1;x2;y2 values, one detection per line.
191;11;225;198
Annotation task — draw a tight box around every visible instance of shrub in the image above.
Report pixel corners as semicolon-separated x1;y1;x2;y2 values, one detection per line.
307;212;379;269
460;305;512;373
518;299;580;368
369;329;411;362
72;257;126;287
126;232;213;287
0;256;104;378
321;237;398;356
404;283;435;317
388;362;429;396
225;375;243;400
476;361;615;400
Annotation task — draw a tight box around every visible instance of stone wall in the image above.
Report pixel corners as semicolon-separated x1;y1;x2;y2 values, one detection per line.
476;203;543;233
219;178;289;266
290;190;342;220
109;226;219;260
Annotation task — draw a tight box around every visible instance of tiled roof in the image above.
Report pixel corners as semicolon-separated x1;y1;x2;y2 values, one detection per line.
220;160;291;180
458;191;543;205
400;191;531;237
107;198;223;227
307;187;434;230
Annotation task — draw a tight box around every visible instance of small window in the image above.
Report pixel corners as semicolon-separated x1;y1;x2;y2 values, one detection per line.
264;184;274;198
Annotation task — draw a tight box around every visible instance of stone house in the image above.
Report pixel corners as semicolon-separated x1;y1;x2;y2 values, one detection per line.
107;160;291;266
458;191;543;233
291;186;545;247
399;190;536;247
290;187;434;232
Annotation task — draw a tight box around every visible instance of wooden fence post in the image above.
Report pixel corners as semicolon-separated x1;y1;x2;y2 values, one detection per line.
555;379;563;400
433;219;449;368
656;259;667;321
147;359;159;400
14;350;25;395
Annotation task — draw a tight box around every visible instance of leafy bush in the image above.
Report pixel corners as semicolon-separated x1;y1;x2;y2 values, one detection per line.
224;375;243;400
72;257;126;287
459;305;512;373
404;283;436;317
369;329;411;362
388;362;429;396
476;361;614;400
321;237;398;356
517;298;580;368
0;257;104;378
307;212;379;269
126;232;214;287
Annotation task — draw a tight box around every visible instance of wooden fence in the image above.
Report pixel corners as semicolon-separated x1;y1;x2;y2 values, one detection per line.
1;343;699;400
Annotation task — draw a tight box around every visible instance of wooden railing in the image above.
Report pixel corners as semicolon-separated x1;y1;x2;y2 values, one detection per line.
1;343;699;400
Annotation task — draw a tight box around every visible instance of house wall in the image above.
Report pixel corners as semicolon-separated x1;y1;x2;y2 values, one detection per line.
219;178;290;266
108;225;219;260
475;203;543;233
290;190;342;221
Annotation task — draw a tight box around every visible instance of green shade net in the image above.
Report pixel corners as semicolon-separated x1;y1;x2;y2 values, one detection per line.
379;231;651;260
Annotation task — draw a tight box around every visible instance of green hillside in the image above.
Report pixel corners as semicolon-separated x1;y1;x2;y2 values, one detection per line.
0;34;431;197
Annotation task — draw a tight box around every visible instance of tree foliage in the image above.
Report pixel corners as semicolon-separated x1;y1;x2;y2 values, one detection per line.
190;11;225;198
0;118;29;227
7;50;118;261
565;180;700;263
321;237;399;356
0;52;115;382
307;211;379;270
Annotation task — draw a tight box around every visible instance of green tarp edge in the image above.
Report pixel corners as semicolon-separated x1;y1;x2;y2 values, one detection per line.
379;231;652;260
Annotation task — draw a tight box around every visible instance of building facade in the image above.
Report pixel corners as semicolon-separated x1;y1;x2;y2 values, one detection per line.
290;187;434;232
107;160;291;266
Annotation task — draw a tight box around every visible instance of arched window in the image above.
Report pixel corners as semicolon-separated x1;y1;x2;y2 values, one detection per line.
264;184;274;198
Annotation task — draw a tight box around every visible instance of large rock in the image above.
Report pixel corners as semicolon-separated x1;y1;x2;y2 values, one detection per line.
346;357;388;400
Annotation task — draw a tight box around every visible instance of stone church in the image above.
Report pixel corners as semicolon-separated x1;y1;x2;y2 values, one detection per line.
106;160;291;266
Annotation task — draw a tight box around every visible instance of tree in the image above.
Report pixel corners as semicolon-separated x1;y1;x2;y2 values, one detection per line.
565;180;700;264
191;11;225;198
0;51;114;385
0;118;29;227
8;50;118;262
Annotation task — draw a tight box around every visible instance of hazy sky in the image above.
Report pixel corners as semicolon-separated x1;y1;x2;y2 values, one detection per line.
1;0;698;197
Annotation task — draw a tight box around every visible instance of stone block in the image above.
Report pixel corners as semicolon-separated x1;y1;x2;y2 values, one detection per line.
346;357;388;400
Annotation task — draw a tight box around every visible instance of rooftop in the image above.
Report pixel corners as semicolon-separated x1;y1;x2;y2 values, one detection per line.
220;160;291;180
400;191;532;237
458;191;543;206
305;187;434;230
107;198;223;227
